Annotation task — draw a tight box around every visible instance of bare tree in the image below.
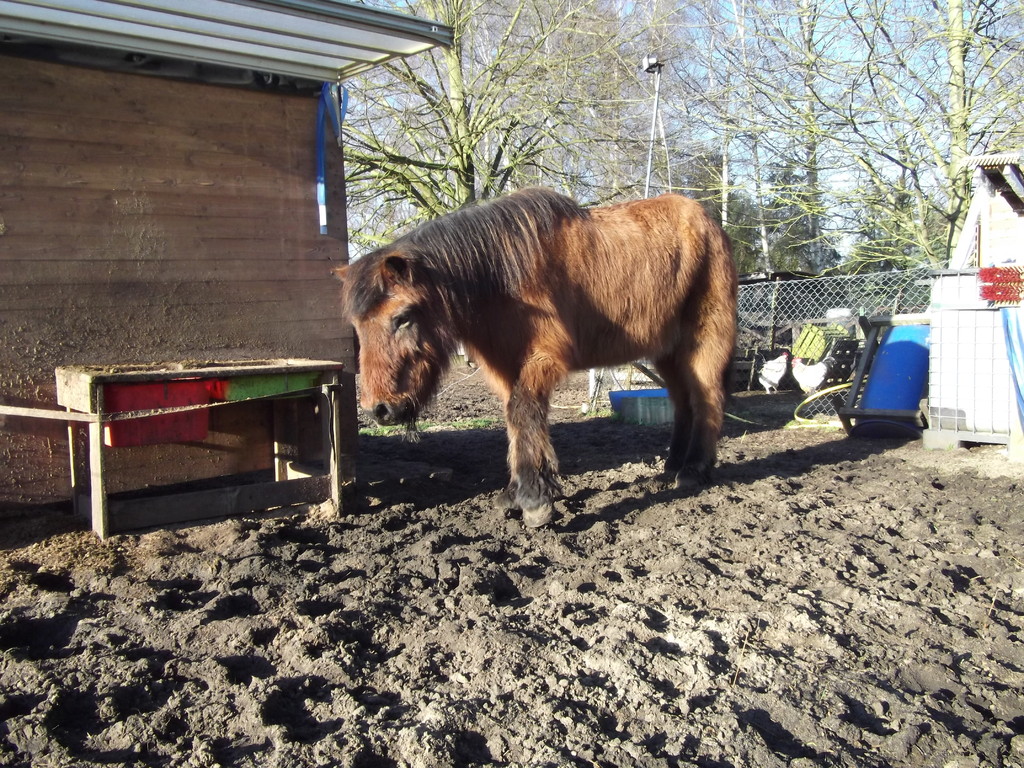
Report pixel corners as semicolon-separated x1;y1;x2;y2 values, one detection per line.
819;0;1023;266
669;0;1022;271
342;0;672;249
345;0;1023;270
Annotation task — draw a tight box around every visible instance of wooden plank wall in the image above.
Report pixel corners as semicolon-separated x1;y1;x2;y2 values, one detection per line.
0;54;355;509
985;193;1024;267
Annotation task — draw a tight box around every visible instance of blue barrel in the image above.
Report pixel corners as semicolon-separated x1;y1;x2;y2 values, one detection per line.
861;325;930;409
852;324;930;438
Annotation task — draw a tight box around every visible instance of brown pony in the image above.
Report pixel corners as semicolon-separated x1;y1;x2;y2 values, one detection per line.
337;188;737;527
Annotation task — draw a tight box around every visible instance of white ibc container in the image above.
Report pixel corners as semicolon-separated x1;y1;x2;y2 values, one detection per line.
925;271;1014;447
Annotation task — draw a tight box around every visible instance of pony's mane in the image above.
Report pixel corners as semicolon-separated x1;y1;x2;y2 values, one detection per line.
345;188;588;318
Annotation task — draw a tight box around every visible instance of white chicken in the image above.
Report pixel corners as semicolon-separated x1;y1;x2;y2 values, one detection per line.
791;357;833;393
758;351;790;393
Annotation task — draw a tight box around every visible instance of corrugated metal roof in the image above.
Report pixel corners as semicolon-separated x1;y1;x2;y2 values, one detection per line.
0;0;452;82
962;151;1024;169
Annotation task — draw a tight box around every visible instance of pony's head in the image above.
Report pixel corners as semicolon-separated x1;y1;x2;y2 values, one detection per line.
336;248;456;427
336;188;577;425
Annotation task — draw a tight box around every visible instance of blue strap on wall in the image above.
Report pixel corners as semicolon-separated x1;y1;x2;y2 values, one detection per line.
316;83;348;234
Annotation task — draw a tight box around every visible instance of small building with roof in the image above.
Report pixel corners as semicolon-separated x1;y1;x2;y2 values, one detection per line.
0;1;451;530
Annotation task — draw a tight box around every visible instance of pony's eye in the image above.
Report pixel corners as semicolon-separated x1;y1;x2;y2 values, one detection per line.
392;312;414;333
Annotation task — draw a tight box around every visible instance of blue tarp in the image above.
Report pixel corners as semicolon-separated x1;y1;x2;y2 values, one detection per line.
1002;308;1024;428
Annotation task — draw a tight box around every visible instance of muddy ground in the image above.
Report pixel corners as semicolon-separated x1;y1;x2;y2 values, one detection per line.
1;368;1023;768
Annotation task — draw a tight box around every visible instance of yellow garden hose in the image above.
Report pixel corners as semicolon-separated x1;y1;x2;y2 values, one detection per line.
792;382;852;426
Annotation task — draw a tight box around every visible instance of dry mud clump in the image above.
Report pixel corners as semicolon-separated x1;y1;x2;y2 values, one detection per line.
1;370;1023;767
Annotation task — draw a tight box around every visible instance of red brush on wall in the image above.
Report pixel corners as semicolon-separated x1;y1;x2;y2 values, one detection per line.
979;266;1024;306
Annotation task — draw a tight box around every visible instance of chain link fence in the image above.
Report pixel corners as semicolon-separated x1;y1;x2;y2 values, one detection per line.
734;269;936;421
737;268;935;352
597;268;936;420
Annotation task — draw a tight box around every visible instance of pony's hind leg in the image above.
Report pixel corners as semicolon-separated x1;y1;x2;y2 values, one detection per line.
655;344;728;487
654;356;701;480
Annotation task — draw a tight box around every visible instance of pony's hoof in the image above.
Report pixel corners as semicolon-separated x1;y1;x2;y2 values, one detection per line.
496;487;520;511
655;470;678;489
521;502;554;528
674;470;710;490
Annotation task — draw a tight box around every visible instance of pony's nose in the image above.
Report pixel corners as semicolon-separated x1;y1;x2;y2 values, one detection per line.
372;402;395;425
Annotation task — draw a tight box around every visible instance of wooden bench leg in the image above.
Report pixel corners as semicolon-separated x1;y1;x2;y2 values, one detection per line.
321;373;357;516
273;398;299;482
323;382;343;515
67;417;87;518
88;419;109;539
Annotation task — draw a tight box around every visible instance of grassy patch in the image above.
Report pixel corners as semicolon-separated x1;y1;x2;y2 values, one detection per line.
358;424;417;437
440;418;502;430
358;417;503;437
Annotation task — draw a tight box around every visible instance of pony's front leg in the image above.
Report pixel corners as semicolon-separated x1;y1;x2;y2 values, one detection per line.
503;383;562;528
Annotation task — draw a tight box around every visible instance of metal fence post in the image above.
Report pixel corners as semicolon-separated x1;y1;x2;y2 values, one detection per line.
769;279;780;350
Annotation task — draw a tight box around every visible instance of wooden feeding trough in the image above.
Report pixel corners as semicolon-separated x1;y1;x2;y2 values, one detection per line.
54;359;353;539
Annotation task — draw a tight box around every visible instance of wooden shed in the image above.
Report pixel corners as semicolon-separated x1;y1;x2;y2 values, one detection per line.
0;1;451;532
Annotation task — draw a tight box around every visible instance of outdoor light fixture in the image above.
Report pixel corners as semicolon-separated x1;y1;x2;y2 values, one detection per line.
642;54;662;74
643;53;664;197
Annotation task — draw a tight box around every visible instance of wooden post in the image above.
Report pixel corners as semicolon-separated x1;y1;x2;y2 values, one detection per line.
1009;401;1024;463
273;398;298;482
89;384;109;539
322;370;357;515
338;371;358;495
323;377;342;515
769;279;780;350
66;411;84;517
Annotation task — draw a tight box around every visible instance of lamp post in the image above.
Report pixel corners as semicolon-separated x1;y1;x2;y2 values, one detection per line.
642;53;664;199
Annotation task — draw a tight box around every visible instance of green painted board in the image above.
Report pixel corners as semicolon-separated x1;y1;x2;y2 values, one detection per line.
219;372;322;401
